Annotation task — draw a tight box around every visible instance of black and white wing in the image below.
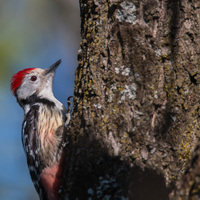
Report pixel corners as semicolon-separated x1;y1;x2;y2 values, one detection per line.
21;105;46;200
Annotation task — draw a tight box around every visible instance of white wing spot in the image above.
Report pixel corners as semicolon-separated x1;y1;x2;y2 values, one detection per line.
35;149;39;155
29;150;35;159
29;166;37;175
35;161;39;168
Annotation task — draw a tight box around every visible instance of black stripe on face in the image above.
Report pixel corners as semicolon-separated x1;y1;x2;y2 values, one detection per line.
20;94;55;108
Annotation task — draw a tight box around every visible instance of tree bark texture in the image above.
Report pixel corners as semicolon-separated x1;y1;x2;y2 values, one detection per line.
62;0;200;199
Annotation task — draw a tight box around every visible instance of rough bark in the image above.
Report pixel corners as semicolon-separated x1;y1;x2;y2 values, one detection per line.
61;0;200;199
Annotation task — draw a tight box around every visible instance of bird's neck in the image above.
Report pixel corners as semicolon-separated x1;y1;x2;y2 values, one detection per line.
18;94;65;115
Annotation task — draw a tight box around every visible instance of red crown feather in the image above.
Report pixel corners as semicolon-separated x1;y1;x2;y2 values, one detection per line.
11;68;35;96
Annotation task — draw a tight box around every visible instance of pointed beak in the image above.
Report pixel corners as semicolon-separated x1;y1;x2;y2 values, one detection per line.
45;59;61;76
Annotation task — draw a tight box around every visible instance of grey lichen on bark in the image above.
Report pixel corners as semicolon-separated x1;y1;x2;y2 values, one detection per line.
61;0;200;199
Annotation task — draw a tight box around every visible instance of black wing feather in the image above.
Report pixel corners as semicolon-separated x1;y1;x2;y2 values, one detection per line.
22;105;46;200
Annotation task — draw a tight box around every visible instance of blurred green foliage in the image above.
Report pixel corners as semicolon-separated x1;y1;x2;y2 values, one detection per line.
0;0;80;84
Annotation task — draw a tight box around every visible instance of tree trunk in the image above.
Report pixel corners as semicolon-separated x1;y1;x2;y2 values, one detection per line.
61;0;200;199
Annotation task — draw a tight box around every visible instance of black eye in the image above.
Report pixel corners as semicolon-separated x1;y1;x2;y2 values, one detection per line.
31;76;37;81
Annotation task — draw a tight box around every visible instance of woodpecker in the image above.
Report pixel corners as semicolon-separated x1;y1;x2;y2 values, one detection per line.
11;60;71;200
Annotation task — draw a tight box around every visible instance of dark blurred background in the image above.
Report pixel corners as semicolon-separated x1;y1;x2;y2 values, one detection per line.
0;1;80;199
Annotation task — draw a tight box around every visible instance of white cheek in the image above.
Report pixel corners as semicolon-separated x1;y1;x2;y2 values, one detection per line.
38;78;53;97
17;81;37;100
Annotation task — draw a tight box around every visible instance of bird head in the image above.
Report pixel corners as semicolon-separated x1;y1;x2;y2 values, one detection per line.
11;60;61;101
